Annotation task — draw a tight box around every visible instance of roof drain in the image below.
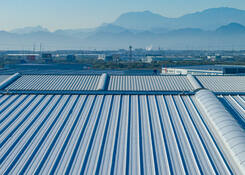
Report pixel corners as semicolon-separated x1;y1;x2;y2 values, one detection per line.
195;89;245;174
187;74;202;90
0;73;21;90
97;73;109;91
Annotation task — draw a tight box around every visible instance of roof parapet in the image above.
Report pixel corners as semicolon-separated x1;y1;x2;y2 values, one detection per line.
187;74;202;90
97;73;109;91
0;73;21;90
195;89;245;174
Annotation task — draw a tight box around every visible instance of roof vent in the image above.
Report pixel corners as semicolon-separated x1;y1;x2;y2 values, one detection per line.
195;89;245;174
0;73;21;90
97;73;109;91
187;74;202;90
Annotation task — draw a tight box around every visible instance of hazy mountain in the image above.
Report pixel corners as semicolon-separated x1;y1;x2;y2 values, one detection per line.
167;28;205;36
113;10;171;30
2;8;245;50
175;7;245;30
95;24;129;33
1;23;245;50
216;23;245;34
54;28;95;39
9;7;245;34
113;7;245;30
82;23;245;49
10;25;49;34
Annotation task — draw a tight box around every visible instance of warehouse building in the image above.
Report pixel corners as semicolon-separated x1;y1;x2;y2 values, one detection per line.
0;73;244;174
162;65;245;75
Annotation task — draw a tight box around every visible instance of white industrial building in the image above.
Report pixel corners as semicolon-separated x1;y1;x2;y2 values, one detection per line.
162;65;245;75
0;73;244;174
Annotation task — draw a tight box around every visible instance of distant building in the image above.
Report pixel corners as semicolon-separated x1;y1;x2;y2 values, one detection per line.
42;53;52;59
142;55;165;63
112;54;120;62
4;54;39;62
42;53;53;63
27;55;36;61
97;54;106;60
104;54;120;62
66;55;76;62
105;55;113;62
207;55;222;61
75;54;105;60
162;65;245;75
141;56;153;63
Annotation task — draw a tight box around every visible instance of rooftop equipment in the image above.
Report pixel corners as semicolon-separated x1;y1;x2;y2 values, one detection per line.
97;73;109;91
0;73;21;90
195;89;245;174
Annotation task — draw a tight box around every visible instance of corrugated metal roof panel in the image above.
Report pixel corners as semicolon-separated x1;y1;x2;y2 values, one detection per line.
108;75;194;91
219;95;245;124
0;94;233;174
0;75;11;83
197;76;245;92
5;75;101;91
4;74;245;93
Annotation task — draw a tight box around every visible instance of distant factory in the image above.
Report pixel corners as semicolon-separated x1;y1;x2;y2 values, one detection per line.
162;65;245;75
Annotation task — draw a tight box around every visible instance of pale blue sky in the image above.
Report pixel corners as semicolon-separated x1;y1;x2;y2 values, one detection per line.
1;0;245;31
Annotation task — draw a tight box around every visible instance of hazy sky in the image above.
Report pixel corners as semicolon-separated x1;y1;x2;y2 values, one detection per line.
1;0;245;31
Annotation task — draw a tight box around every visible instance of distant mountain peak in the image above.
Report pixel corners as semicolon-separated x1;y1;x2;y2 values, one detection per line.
10;25;49;34
1;7;245;50
113;10;169;30
95;24;128;33
216;22;245;33
113;7;245;30
202;7;243;12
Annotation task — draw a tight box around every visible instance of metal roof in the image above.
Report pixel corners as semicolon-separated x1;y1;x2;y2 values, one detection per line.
218;95;245;125
196;76;245;93
0;94;235;174
196;90;245;173
1;73;245;174
3;75;196;92
108;75;194;91
5;75;101;91
2;74;245;94
0;75;11;84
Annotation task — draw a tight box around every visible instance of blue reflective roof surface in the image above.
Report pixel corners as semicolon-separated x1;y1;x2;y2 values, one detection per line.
0;73;245;174
0;94;233;174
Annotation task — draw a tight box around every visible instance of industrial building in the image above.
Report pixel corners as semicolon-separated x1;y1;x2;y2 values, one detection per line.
4;54;40;62
162;65;245;75
0;73;244;174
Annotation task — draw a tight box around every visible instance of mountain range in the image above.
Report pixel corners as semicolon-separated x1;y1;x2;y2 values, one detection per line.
113;7;245;30
1;7;245;50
